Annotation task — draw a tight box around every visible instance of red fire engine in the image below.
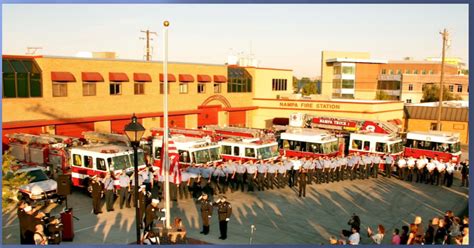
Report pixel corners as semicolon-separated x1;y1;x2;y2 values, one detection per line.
404;131;462;163
279;127;341;158
219;137;279;162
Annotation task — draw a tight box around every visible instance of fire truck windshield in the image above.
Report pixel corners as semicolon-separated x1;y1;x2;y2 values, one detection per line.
449;142;461;153
109;154;132;171
390;141;404;154
130;151;146;166
192;147;220;164
257;145;279;159
322;141;338;154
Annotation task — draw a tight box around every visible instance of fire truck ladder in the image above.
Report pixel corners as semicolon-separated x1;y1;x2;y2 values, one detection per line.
82;131;130;146
204;125;262;138
6;133;57;145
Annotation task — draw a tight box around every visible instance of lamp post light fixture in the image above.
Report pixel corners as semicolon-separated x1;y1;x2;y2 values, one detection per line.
124;113;146;244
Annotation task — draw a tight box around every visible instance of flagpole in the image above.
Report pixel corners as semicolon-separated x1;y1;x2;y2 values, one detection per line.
163;20;171;229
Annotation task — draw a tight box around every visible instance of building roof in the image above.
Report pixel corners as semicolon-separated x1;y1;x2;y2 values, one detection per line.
404;104;469;122
326;58;387;64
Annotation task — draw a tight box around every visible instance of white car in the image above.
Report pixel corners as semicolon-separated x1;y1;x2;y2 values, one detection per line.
16;167;58;202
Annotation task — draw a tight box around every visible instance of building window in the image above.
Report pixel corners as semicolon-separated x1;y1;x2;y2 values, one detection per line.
342;66;354;74
272;79;288;91
341;79;354;89
429;70;434;74
159;84;170;94
389;69;394;75
381;69;387;75
214;83;221;93
198;83;206;94
396;69;402;75
408;84;413;91
413;69;418;74
179;83;188;94
449;85;454;92
406;99;412;103
405;69;411;74
83;83;96;96
457;84;462;93
134;83;145;95
333;66;341;75
110;83;121;95
341;94;354;99
228;67;253;93
2;59;42;98
52;82;67;97
430;122;440;131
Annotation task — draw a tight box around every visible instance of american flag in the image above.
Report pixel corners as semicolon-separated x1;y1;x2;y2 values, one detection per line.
161;131;182;184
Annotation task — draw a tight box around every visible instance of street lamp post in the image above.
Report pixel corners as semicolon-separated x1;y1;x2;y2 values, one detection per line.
124;114;145;244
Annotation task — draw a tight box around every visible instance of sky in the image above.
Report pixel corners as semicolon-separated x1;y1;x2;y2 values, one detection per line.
2;4;469;77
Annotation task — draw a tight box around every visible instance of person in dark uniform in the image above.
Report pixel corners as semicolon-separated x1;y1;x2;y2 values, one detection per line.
129;171;143;207
460;159;469;187
298;167;307;197
90;175;103;215
103;172;115;212
138;185;150;229
17;200;29;244
198;193;213;235
144;199;163;232
46;216;63;245
215;196;232;240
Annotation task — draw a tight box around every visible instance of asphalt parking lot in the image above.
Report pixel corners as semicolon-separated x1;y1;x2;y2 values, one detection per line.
2;171;469;245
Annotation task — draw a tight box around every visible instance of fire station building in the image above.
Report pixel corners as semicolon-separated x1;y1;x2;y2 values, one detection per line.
2;54;404;147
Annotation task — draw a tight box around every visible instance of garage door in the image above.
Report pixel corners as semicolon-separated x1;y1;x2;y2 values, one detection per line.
229;111;246;127
160;116;185;128
56;122;94;137
111;118;143;134
198;106;220;127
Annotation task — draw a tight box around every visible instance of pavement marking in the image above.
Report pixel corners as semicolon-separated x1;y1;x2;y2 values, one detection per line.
75;225;96;233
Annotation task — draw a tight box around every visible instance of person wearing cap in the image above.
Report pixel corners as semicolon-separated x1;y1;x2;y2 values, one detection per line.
406;156;416;182
283;157;293;187
198;193;213;235
445;160;456;187
129;171;144;207
276;160;287;189
186;163;200;198
415;156;427;183
314;157;323;184
303;157;314;185
384;153;394;178
46;216;63;244
215;196;232;240
234;160;247;192
199;163;213;195
144;199;164;232
397;156;407;180
222;160;235;193
138;185;149;229
436;159;447;186
90;175;103;215
245;160;257;192
103;172;116;212
256;160;267;191
266;159;277;190
179;168;191;200
426;159;436;185
298;166;308;197
118;171;131;209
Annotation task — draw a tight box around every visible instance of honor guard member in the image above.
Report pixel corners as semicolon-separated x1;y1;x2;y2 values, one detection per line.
223;160;236;193
426;159;436;185
179;169;191;200
314;157;323;184
277;161;287;189
186;163;200;198
138;185;150;229
256;160;267;191
90;175;103;214
298;167;308;197
397;157;407;180
436;159;446;186
235;160;247;192
284;157;294;187
460;160;469;187
198;193;213;235
118;171;131;209
214;164;227;194
445;160;456;187
17;201;30;244
246;160;258;192
215;196;232;240
103;172;116;212
266;160;277;190
46;216;63;245
322;156;331;183
303;157;314;184
384;153;394;178
144;199;165;232
199;163;213;195
415;156;427;183
372;154;381;178
406;157;416;182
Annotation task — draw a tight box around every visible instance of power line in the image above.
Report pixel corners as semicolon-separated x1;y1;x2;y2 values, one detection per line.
139;29;157;61
437;28;449;131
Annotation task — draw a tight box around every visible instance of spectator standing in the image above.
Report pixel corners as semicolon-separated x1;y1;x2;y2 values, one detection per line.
347;227;360;245
400;225;409;245
434;219;448;244
367;224;385;244
391;228;401;245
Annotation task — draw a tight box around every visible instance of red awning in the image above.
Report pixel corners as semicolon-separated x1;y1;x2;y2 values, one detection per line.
51;72;76;82
197;74;212;83
109;72;129;82
133;73;152;82
82;72;104;82
179;74;194;83
159;73;176;82
213;75;227;83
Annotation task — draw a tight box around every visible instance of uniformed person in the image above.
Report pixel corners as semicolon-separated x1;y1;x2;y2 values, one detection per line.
234;160;247;192
198;193;213;235
426;159;436;185
18;200;29;244
333;156;341;182
245;160;257;192
339;155;347;181
445;160;456;187
276;161;287;189
303;157;314;184
362;154;372;180
138;185;150;229
210;163;222;195
256;160;267;191
314;157;323;184
118;171;131;209
33;224;48;245
406;157;416;182
292;157;302;186
129;171;144;207
46;217;63;245
141;167;154;193
179;169;191;200
415;156;426;183
436;159;446;186
283;157;293;187
353;153;361;180
323;156;331;183
90;175;103;214
373;154;381;178
186;163;200;198
103;172;115;212
215;196;232;240
215;164;227;194
346;155;355;181
397;157;407;180
144;199;164;232
298;167;307;197
223;160;236;193
384;154;394;178
199;163;213;195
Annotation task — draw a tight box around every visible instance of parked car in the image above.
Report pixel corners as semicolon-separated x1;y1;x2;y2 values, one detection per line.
16;166;58;203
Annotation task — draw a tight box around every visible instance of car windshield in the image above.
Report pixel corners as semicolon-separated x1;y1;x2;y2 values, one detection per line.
110;154;132;171
257;145;279;159
27;170;49;183
389;141;404;153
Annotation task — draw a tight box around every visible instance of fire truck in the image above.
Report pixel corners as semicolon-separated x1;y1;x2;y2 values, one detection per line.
279;128;341;158
146;134;221;170
204;125;265;139
403;131;462;163
219;137;279;162
348;132;404;157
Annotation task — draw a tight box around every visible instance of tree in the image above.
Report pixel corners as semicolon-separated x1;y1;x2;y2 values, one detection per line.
292;76;299;93
302;81;317;95
375;90;392;100
2;150;29;213
421;85;463;103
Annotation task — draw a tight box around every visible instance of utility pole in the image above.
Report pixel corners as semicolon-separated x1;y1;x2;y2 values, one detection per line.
437;29;449;131
140;29;157;61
